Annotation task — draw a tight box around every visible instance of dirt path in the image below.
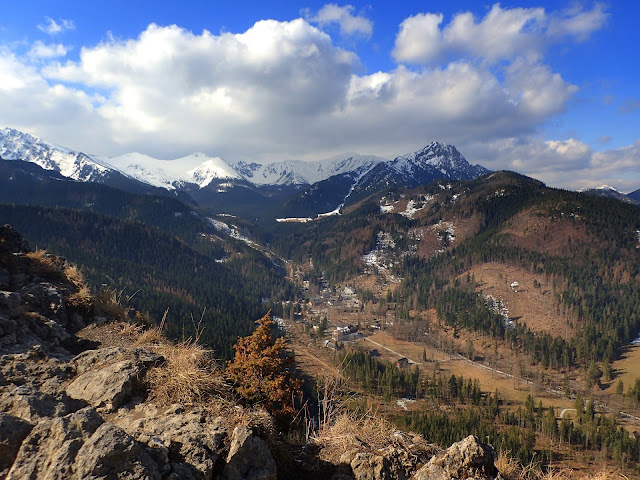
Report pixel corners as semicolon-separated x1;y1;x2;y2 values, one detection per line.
364;337;419;365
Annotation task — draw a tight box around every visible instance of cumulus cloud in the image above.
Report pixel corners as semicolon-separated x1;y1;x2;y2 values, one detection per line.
27;41;68;60
547;3;609;42
37;17;75;36
305;4;373;37
34;20;575;159
0;18;576;159
0;13;630;191
393;3;607;64
462;137;640;191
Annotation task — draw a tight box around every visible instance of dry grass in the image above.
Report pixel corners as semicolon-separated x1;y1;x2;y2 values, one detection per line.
496;451;627;480
496;451;525;480
131;325;165;346
64;265;92;307
25;249;66;278
146;339;229;406
311;412;434;464
94;289;126;320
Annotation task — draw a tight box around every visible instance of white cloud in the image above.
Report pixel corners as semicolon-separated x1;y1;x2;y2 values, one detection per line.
37;19;575;159
462;137;640;191
0;15;632;192
27;41;68;60
548;3;609;42
393;3;607;64
305;4;373;37
392;13;444;64
37;17;75;36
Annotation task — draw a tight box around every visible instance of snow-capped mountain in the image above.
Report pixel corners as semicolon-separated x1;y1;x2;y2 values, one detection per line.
391;142;490;183
0;127;495;218
280;142;492;217
0;127;113;182
580;185;640;205
100;152;241;190
234;154;384;186
0;127;383;191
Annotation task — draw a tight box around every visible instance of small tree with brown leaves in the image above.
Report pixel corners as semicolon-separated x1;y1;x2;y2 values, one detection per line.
227;311;302;427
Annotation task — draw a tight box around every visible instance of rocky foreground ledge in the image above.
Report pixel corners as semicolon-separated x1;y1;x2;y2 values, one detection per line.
0;224;501;480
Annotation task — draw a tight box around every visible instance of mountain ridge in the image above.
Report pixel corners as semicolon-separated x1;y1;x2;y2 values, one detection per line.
1;127;487;194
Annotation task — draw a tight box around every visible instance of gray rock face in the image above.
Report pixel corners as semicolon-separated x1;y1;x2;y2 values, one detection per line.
0;225;31;255
6;407;104;480
0;385;82;423
72;346;163;375
73;422;162;480
411;435;498;480
222;426;277;480
65;347;164;413
349;445;423;480
0;413;33;476
66;359;143;412
113;404;226;480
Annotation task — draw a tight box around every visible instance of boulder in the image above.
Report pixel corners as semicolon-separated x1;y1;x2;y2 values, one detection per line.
350;445;427;480
65;359;143;412
222;426;277;480
0;226;30;254
73;422;162;480
6;407;103;480
0;385;81;423
114;404;226;480
72;347;163;375
411;435;498;480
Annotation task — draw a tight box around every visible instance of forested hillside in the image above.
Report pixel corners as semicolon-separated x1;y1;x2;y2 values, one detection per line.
0;204;294;358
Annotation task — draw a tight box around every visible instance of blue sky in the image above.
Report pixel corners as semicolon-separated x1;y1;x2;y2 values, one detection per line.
0;1;638;191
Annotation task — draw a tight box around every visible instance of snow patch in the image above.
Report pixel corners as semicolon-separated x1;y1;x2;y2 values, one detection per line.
206;218;258;249
484;294;514;330
380;204;395;213
396;398;416;411
362;232;397;271
429;220;456;253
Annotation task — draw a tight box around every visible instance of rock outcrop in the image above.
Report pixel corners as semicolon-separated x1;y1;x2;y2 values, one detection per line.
411;436;499;480
0;226;278;480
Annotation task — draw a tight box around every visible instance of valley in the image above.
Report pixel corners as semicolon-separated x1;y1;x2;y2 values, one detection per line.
2;127;640;475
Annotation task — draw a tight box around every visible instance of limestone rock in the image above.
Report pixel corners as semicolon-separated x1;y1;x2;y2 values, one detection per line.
0;226;30;255
72;347;163;375
0;413;33;477
222;426;277;480
6;407;103;480
73;422;162;480
65;359;143;412
114;404;226;480
411;435;498;480
350;445;421;480
0;385;82;423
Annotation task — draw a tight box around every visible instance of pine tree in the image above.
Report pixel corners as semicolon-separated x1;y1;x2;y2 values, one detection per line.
227;311;302;426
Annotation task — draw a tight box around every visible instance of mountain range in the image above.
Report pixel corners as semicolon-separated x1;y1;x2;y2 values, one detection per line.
1;127;491;217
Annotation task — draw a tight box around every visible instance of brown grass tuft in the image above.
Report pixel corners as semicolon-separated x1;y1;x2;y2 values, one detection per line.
64;265;92;308
495;452;627;480
25;249;63;276
311;412;433;464
496;451;525;480
94;289;126;320
146;339;229;406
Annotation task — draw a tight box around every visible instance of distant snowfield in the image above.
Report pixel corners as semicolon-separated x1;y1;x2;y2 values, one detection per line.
275;205;342;223
100;152;240;189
